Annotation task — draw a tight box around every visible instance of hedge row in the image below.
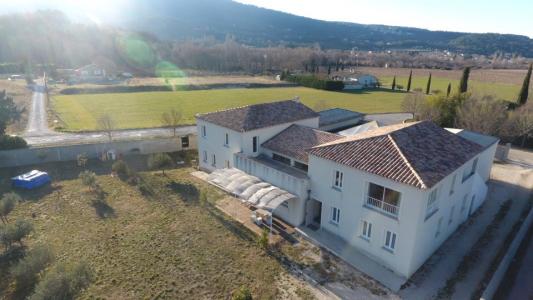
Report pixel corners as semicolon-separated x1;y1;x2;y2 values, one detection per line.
0;135;27;150
285;75;344;91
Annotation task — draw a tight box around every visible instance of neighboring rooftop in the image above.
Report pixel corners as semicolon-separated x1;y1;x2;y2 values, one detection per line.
318;108;364;128
446;128;499;149
262;125;343;163
196;100;318;132
309;121;484;189
338;120;379;136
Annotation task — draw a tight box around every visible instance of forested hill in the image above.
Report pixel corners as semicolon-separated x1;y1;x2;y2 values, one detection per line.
107;0;533;56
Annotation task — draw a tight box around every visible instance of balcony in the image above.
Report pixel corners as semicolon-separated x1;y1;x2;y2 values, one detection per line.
365;196;399;217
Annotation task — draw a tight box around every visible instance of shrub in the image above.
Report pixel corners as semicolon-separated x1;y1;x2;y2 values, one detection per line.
11;245;54;293
232;286;253;300
257;227;269;250
1;219;33;248
285;75;344;91
148;153;173;175
0;192;20;223
78;171;97;189
112;160;130;179
138;180;153;196
30;262;93;300
0;135;27;150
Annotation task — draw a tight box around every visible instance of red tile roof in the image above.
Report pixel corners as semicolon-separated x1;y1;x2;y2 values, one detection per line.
308;121;484;189
262;125;343;163
195;100;318;132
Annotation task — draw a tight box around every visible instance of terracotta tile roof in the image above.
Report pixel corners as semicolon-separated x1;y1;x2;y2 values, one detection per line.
308;121;484;189
195;100;318;132
262;125;343;163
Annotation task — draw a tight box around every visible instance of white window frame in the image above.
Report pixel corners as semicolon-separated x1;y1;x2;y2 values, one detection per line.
333;170;343;189
384;230;397;251
361;220;372;240
331;207;340;225
449;174;457;195
201;125;207;138
202;150;207;163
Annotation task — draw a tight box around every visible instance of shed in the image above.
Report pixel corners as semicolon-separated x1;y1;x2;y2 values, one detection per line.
318;108;364;132
12;170;51;190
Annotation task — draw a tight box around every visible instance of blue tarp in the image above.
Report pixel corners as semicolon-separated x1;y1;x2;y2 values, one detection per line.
11;170;51;190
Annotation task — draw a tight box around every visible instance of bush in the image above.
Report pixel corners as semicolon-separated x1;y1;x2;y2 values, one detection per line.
11;245;54;293
0;219;33;248
111;160;131;179
78;171;97;189
0;135;27;150
148;153;173;175
232;286;253;300
285;75;344;91
257;227;269;250
138;180;153;196
30;262;93;300
0;192;20;223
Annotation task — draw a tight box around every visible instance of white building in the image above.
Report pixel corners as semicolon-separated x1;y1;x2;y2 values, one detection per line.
196;100;498;281
342;74;379;90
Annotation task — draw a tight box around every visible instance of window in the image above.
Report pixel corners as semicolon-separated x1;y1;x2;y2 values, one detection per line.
331;207;340;224
212;154;216;167
384;230;397;251
181;136;189;148
224;133;229;146
202;150;207;163
449;174;457;195
225;160;230;168
449;206;455;225
361;220;372;239
281;201;289;208
426;188;439;218
201;125;206;137
333;170;343;189
435;217;443;237
366;183;401;216
462;157;479;183
293;161;308;172
272;153;291;165
252;136;258;153
461;194;468;212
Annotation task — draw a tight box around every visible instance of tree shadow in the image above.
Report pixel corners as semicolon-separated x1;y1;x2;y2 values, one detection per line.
166;181;199;202
91;200;115;219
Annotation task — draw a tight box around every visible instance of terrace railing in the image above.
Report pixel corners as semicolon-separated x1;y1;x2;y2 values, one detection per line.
365;196;399;217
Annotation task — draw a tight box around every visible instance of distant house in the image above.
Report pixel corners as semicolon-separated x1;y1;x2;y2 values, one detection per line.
196;99;498;285
71;63;108;83
340;74;379;90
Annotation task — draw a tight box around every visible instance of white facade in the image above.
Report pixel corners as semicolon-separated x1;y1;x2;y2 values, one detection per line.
307;141;497;278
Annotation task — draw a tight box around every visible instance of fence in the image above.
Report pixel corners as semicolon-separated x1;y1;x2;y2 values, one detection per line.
0;135;197;168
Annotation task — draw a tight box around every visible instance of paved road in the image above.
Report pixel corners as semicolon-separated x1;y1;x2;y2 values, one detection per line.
21;83;196;147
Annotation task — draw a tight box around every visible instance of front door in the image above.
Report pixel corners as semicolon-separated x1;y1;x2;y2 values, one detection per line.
313;202;322;225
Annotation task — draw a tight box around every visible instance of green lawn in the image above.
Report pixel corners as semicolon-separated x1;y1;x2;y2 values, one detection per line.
51;87;405;131
380;76;520;101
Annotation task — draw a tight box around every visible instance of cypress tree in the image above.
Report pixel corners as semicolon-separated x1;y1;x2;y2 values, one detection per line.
446;83;452;97
327;65;331;75
459;67;471;93
406;70;412;92
426;73;432;95
391;76;396;90
517;63;532;105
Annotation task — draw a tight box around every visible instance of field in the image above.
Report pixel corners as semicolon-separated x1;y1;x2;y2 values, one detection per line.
51;87;406;131
0;161;296;299
0;79;32;134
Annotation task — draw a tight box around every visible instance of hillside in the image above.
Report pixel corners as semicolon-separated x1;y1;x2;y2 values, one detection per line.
107;0;533;56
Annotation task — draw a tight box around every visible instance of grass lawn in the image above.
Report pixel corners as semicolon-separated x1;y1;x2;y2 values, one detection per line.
1;162;287;299
51;87;405;131
379;76;520;101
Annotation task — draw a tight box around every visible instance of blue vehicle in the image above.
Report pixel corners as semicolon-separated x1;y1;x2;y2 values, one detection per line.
11;170;51;190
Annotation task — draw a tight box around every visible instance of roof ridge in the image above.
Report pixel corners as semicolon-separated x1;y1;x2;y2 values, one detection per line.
196;99;296;117
387;134;427;189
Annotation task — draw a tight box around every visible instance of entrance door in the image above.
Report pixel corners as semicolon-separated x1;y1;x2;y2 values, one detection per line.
313;202;322;225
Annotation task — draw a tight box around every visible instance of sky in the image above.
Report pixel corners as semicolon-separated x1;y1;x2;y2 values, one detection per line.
235;0;533;37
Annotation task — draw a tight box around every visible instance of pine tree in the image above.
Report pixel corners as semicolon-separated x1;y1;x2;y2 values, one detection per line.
446;83;452;97
426;73;432;95
391;76;396;90
406;70;413;92
517;63;532;105
459;67;471;93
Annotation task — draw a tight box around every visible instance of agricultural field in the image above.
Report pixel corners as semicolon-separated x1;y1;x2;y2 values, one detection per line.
51;87;406;131
0;161;313;299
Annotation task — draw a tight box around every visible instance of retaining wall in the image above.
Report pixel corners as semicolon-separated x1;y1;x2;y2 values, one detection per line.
0;135;197;168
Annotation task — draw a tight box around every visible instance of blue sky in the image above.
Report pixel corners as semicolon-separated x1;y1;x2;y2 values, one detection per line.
235;0;533;37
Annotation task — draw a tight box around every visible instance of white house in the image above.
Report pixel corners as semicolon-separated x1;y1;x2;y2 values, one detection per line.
196;100;498;281
342;74;379;90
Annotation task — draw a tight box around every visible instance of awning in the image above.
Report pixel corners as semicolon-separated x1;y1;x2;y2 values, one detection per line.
208;168;297;212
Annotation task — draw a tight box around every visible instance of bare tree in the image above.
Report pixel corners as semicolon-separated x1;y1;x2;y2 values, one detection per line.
161;109;182;136
401;91;425;120
97;114;115;141
455;96;508;136
503;102;533;147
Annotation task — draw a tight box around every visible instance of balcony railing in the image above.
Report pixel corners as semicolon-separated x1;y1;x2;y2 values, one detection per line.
366;196;399;217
